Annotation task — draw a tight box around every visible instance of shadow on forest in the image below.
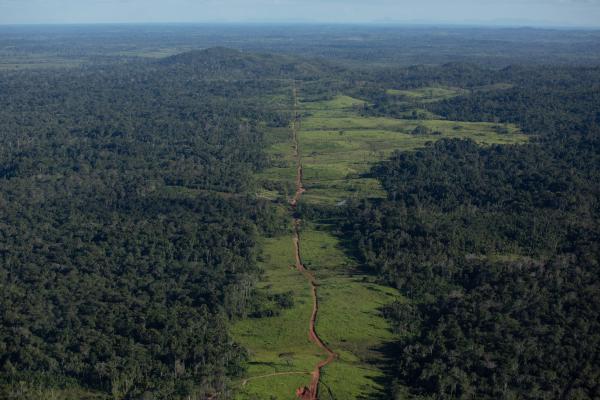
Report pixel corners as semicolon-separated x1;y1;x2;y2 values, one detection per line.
246;361;278;368
355;340;404;400
321;203;401;400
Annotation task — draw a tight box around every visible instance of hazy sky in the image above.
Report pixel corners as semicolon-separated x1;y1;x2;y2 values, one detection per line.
1;0;600;27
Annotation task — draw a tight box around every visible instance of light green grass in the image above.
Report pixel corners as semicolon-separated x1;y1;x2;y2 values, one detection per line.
256;188;280;200
255;126;297;200
236;374;311;400
298;95;527;206
386;86;467;102
301;95;367;111
301;224;399;399
233;223;400;400
232;232;323;400
236;91;529;399
301;114;522;135
234;92;402;398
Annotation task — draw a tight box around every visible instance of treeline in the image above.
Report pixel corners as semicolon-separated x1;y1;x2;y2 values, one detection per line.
428;66;600;139
0;50;295;398
343;65;600;398
4;26;600;68
354;64;600;130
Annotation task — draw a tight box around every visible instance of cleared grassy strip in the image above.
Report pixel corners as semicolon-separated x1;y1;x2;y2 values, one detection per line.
235;92;529;399
236;374;311;400
255;126;297;199
299;224;399;399
298;95;528;206
302;115;522;135
232;232;323;400
234;91;327;399
386;86;467;102
300;95;368;110
234;92;401;399
263;127;294;152
302;178;386;206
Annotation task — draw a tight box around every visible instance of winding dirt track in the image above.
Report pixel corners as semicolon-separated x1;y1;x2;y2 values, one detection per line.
290;83;337;400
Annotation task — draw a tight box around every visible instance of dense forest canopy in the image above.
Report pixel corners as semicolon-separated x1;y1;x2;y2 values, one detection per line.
0;26;599;399
0;48;299;399
344;65;600;399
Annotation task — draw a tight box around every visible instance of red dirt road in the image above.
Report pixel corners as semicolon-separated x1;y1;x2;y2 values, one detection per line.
290;83;336;400
292;225;336;400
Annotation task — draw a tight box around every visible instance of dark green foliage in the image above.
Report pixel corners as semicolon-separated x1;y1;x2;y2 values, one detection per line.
248;291;295;318
0;50;298;398
2;26;600;399
345;66;600;399
410;125;431;136
395;259;600;400
160;47;338;81
428;66;600;138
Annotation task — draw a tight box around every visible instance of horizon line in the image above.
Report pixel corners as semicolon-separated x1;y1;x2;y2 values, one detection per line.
0;21;599;30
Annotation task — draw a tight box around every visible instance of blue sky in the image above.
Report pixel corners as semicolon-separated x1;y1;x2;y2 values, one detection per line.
1;0;600;27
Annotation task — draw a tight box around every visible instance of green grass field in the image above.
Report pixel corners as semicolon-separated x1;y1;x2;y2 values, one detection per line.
300;223;399;399
298;94;527;206
233;87;529;399
385;86;467;102
232;230;324;400
232;222;399;400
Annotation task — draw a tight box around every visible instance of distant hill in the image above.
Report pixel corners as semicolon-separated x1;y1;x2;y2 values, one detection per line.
158;47;337;79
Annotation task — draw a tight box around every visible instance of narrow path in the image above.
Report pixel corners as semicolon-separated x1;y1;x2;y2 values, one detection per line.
290;82;337;400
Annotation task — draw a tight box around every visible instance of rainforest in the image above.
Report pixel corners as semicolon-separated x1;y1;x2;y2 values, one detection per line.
0;25;599;400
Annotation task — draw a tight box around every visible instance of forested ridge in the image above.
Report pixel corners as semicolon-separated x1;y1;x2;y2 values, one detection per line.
344;66;600;399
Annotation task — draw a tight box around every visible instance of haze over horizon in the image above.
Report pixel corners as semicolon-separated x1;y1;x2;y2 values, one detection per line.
1;0;600;28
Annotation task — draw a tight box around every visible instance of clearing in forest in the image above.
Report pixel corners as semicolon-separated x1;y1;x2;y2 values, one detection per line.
299;92;526;206
232;87;528;399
